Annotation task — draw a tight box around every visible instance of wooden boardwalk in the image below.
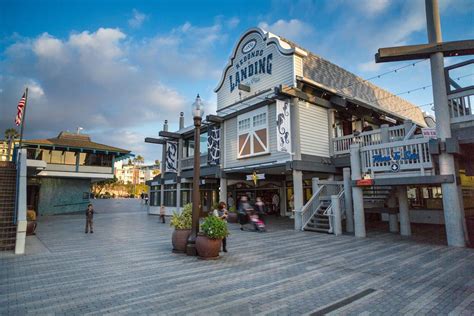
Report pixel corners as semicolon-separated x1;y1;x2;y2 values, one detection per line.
1;200;473;315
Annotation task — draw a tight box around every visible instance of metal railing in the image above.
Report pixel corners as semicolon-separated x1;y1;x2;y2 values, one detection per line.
300;185;325;230
360;137;432;175
449;90;474;124
332;125;406;155
180;154;209;170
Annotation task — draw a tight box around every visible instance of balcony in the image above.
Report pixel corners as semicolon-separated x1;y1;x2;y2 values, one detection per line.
180;154;209;170
449;89;474;125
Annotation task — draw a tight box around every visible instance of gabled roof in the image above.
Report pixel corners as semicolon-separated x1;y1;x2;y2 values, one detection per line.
278;35;427;126
23;132;130;154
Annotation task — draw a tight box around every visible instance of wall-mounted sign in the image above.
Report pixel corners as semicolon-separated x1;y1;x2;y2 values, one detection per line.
229;52;273;93
391;162;400;172
372;150;419;163
241;39;257;54
246;172;265;186
422;128;437;139
165;141;178;173
356;179;374;186
276;100;291;153
207;126;220;166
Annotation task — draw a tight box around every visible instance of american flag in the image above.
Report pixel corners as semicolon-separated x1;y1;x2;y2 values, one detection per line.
15;92;26;126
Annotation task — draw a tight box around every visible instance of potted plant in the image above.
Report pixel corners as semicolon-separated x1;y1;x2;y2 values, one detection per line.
227;205;238;223
170;203;192;253
26;210;37;235
196;215;229;260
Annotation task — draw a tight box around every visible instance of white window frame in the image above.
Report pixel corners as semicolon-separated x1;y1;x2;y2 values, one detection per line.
237;106;269;159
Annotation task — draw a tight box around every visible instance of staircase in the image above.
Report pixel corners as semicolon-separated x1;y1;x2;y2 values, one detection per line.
301;182;345;234
0;161;17;251
304;196;332;233
363;186;394;213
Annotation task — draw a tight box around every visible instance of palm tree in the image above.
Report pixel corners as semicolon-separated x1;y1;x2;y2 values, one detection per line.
4;128;20;160
133;155;145;166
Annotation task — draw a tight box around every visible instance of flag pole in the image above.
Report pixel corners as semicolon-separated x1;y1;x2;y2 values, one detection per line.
18;87;28;150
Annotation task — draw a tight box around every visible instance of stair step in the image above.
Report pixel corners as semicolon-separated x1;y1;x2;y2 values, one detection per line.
304;227;330;233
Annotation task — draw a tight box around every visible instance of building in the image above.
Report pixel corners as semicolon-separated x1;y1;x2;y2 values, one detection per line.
1;139;19;161
21;131;131;215
146;27;473;246
114;162;160;184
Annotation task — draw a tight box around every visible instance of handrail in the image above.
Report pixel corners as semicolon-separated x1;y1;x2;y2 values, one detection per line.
299;185;325;230
323;205;333;233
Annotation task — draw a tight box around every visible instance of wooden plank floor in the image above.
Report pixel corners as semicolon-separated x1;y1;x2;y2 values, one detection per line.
1;199;473;315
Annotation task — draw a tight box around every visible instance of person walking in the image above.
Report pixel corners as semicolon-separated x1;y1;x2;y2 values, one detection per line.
85;203;94;234
213;202;228;252
255;197;266;224
159;204;166;223
238;196;253;231
227;193;235;209
272;193;280;216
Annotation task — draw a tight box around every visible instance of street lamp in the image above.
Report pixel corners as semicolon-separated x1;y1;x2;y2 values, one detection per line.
186;94;204;256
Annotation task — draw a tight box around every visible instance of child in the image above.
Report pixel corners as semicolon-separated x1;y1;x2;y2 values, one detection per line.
85;203;94;234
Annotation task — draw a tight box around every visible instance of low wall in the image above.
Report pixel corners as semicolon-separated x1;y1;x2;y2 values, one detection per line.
381;209;445;225
148;206;181;216
38;178;91;215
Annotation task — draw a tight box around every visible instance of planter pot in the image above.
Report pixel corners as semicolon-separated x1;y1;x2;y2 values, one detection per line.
26;221;37;235
172;229;191;253
227;212;238;223
196;234;222;260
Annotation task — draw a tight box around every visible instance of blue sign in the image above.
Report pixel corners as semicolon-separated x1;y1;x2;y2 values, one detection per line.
372;150;419;163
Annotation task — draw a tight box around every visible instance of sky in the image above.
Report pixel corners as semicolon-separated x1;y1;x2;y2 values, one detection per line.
1;0;473;163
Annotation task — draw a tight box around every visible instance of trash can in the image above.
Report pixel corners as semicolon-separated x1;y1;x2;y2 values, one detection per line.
466;216;474;248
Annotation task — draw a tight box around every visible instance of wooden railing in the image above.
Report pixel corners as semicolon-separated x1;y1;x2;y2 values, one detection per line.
360;138;432;176
332;125;406;155
449;89;474;124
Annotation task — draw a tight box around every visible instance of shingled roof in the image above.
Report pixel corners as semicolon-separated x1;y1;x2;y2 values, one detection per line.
23;132;130;154
278;36;427;127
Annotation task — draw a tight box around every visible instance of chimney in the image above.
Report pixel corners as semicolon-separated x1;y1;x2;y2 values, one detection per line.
179;112;184;129
163;120;169;132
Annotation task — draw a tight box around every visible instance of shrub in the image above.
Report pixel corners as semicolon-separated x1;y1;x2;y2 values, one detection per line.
200;215;229;240
27;210;36;221
170;203;192;229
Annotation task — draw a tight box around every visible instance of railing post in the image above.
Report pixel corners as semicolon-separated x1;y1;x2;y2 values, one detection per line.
331;195;342;236
380;124;389;143
328;109;335;157
350;143;366;238
293;170;304;230
403;120;413;135
15;149;27;255
343;168;354;233
312;177;320;204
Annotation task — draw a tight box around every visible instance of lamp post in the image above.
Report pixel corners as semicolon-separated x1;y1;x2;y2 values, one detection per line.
186;94;203;256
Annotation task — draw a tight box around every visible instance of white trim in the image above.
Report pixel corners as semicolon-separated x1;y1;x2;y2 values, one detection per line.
237;106;269;158
37;171;113;179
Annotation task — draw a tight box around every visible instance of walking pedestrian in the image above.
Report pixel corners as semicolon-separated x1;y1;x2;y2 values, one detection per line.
85;203;94;234
238;196;253;231
255;197;266;224
159;204;166;223
213;201;228;252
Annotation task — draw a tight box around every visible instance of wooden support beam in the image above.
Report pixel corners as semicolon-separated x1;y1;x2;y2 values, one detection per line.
279;85;331;108
144;137;166;145
375;40;474;63
158;131;181;139
206;114;224;124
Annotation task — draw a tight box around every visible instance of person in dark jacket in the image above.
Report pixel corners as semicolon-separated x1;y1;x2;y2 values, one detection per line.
85;203;94;234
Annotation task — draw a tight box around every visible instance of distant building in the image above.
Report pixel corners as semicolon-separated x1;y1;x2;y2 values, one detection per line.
114;162;160;184
22;131;131;215
1;139;19;161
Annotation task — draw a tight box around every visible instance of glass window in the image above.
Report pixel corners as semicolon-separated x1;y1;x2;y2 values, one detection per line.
253;113;266;127
238;118;251;131
50;150;64;164
200;132;208;155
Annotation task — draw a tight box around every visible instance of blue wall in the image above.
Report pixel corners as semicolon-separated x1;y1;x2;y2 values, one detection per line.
38;178;91;215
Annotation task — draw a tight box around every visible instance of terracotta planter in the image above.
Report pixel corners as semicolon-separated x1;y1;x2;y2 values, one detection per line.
227;212;238;223
196;234;222;260
26;221;37;235
172;229;191;253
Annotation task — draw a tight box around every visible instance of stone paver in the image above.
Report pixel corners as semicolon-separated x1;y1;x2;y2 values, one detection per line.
1;199;473;315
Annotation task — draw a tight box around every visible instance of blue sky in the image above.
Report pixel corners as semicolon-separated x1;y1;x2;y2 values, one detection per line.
1;0;473;162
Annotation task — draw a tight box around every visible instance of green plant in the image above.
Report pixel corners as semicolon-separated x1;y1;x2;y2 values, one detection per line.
170;203;192;229
229;205;237;213
200;215;229;239
27;210;36;221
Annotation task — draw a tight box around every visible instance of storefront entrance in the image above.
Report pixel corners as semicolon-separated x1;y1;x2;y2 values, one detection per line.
228;182;281;215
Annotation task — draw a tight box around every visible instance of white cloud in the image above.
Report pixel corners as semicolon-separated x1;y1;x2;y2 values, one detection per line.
359;0;391;16
258;19;313;41
227;17;240;29
128;9;148;29
33;33;65;59
358;60;382;72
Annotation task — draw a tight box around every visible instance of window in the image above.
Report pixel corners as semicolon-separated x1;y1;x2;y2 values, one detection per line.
237;106;269;158
79;153;113;167
164;184;177;207
50;150;64;164
180;183;192;206
64;152;77;165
